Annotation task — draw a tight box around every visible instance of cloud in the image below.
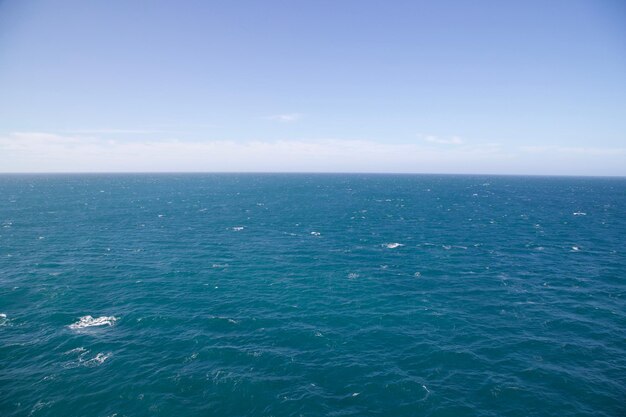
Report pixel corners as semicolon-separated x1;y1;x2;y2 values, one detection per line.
65;129;161;135
0;132;624;175
0;132;506;173
419;134;464;145
267;113;302;123
519;145;626;156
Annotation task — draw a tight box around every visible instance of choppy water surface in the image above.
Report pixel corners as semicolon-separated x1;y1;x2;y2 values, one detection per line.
1;174;625;416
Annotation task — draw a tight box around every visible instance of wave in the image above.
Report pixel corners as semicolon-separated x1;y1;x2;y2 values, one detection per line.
84;352;112;367
69;315;117;329
384;242;404;249
64;348;112;368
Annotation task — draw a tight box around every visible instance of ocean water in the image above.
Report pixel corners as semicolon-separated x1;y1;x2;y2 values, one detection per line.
1;174;625;417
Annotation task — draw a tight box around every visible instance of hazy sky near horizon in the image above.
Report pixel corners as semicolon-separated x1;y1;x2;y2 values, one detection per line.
1;0;625;175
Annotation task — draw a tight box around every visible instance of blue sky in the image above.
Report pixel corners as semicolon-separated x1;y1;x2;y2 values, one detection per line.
1;0;625;174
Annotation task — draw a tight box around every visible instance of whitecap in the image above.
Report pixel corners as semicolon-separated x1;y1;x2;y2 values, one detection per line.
348;273;359;279
30;401;53;414
310;231;321;236
232;226;245;231
63;348;110;368
571;246;580;251
65;347;87;354
0;313;7;326
573;212;587;216
84;352;111;367
414;272;421;278
384;243;404;249
69;315;117;329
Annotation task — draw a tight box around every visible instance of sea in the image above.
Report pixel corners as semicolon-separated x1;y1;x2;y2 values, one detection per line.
1;174;625;417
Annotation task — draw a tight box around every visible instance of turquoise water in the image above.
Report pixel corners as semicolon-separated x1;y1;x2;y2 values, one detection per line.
1;174;625;416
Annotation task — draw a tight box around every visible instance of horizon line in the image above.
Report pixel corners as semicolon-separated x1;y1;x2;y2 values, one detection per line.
0;171;624;179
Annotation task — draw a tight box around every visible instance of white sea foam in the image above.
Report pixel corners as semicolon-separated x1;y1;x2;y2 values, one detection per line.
63;347;111;367
232;226;245;231
0;313;7;326
311;231;321;236
384;243;404;249
84;352;111;366
414;272;421;278
208;315;237;324
571;246;580;251
65;347;87;354
30;401;53;414
573;212;587;216
348;273;359;279
69;315;117;329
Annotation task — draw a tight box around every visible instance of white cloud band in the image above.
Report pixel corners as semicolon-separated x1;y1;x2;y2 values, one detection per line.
0;132;624;175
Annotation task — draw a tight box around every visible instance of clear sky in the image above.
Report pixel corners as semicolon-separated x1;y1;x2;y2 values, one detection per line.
1;0;625;175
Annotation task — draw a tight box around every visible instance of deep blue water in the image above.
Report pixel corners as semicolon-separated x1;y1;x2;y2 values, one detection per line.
1;174;625;417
